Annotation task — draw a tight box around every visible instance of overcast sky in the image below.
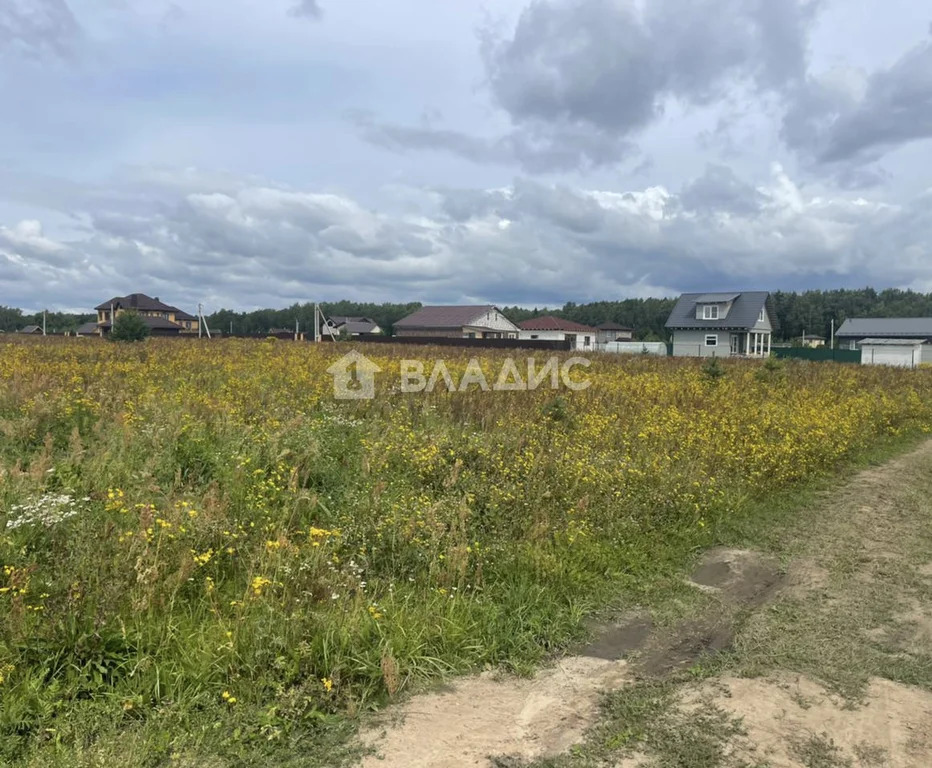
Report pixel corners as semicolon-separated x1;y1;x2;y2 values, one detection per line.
2;0;931;313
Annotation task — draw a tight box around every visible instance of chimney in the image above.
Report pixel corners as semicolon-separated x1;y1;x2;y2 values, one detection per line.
154;297;159;302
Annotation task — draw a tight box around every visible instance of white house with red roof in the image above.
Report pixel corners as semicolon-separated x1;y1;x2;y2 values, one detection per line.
517;316;597;351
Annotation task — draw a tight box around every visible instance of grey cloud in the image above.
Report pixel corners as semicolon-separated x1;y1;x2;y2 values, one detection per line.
783;42;932;165
0;0;80;56
679;164;766;215
487;0;817;132
4;164;932;313
350;111;632;172
356;0;818;172
289;0;322;19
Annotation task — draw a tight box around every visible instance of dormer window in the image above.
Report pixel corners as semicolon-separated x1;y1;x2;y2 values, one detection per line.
702;305;719;320
758;308;766;322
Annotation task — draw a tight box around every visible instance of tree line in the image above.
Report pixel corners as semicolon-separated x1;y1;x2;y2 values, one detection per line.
5;288;932;341
0;307;95;334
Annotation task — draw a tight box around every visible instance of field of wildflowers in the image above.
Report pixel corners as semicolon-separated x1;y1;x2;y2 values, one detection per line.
2;337;932;766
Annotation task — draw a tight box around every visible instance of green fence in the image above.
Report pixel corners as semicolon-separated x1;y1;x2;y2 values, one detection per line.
771;347;860;363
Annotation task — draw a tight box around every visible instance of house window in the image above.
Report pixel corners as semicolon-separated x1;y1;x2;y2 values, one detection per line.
530;334;539;339
702;305;719;320
758;308;766;322
705;334;718;347
584;336;590;345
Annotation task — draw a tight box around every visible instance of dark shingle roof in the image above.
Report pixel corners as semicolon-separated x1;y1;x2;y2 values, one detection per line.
395;305;509;330
18;325;42;334
836;318;932;338
76;322;99;335
518;316;596;332
95;293;178;312
596;322;634;331
665;291;774;331
694;292;741;304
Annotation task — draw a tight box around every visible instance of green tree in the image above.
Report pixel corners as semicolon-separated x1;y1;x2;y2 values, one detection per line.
110;311;150;342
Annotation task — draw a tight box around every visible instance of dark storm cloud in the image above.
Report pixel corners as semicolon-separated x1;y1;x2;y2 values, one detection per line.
356;0;820;172
783;41;932;165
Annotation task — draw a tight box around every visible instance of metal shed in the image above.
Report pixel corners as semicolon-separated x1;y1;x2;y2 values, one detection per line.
858;338;926;368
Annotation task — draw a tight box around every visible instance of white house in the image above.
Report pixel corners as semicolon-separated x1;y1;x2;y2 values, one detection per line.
665;292;775;358
517;316;597;351
393;305;519;339
325;316;382;337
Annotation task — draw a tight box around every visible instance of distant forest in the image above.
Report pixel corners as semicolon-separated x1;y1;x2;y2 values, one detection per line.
207;288;932;342
4;288;932;341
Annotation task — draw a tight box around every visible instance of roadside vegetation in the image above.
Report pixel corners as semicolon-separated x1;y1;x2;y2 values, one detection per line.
2;337;932;766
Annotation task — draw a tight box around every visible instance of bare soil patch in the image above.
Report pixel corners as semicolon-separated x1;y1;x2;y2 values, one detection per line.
705;674;932;768
359;656;630;767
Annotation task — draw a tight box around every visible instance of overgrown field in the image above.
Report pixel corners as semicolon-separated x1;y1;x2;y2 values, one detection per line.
1;338;931;766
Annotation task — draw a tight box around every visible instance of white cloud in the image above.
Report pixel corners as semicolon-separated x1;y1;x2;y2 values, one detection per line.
1;164;929;312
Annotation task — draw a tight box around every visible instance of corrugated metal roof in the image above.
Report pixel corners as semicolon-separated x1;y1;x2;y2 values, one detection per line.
519;316;596;332
858;338;926;346
694;292;740;304
395;305;507;329
665;291;774;331
836;318;932;338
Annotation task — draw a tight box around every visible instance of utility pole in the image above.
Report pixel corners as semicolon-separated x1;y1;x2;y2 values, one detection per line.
230;320;233;336
830;318;835;350
313;302;320;343
198;303;211;339
42;309;46;336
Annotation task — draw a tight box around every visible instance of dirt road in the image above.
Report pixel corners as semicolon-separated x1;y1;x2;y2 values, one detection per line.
360;439;932;767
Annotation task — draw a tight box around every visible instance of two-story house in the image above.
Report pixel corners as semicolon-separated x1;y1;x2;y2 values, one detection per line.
94;293;200;336
665;292;775;357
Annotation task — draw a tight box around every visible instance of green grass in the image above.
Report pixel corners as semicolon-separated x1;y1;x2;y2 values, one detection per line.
4;341;932;767
524;433;932;767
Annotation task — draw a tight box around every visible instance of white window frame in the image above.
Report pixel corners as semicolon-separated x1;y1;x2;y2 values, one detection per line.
758;308;766;322
702;304;719;320
704;334;718;347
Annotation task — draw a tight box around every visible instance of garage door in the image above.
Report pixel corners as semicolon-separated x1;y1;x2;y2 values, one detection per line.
861;346;915;367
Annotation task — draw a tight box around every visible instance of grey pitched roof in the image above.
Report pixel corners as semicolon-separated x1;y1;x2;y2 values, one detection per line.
395;305;514;330
836;318;932;338
342;320;381;334
695;292;740;303
858;337;926;345
76;322;99;335
665;291;774;331
329;316;380;334
18;325;42;334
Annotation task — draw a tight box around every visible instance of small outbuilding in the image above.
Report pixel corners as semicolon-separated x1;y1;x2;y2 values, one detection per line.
858;338;925;368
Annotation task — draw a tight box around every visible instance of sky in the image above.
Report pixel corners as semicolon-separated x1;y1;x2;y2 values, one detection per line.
1;0;932;313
